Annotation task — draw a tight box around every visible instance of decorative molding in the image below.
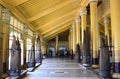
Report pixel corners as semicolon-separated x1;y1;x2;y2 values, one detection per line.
24;25;28;34
80;8;87;16
89;0;98;3
104;17;109;24
75;17;80;23
2;8;11;24
72;22;75;29
70;27;72;32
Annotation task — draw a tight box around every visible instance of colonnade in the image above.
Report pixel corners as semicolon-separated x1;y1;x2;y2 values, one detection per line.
68;0;120;78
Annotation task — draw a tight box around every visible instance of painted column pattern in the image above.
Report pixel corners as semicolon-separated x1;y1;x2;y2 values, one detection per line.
110;0;120;78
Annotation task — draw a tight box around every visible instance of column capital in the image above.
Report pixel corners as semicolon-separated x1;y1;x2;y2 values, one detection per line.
89;0;98;3
104;17;109;24
56;36;59;40
72;22;75;29
75;17;80;23
70;27;73;32
80;8;87;16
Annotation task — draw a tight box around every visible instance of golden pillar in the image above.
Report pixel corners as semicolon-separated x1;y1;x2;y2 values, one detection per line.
72;22;76;54
23;34;27;64
68;31;71;51
110;0;120;78
98;24;101;49
23;25;28;65
32;35;35;46
89;0;98;68
75;16;81;45
70;28;73;51
31;33;36;64
80;8;87;45
55;36;59;55
2;25;9;73
2;8;10;73
40;37;43;55
104;17;110;46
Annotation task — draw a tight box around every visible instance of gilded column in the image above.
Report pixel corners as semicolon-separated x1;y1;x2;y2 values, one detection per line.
75;17;81;45
98;24;101;49
104;17;110;46
110;0;120;78
55;36;59;56
70;28;73;51
89;0;99;68
23;25;28;65
72;22;76;54
80;8;87;45
68;31;71;51
2;8;10;73
2;25;9;73
23;34;27;65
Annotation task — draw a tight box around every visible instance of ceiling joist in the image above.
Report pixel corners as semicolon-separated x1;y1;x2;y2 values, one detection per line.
7;0;29;7
36;10;77;31
45;27;70;41
43;23;71;38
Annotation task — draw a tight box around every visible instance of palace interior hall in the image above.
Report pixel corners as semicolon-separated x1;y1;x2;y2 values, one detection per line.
0;0;120;79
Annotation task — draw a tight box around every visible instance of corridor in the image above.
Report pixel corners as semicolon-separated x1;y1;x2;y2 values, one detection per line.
23;58;103;79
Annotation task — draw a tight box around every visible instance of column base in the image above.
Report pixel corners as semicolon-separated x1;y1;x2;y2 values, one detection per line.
3;62;7;73
92;64;99;69
24;58;26;64
83;56;91;67
28;62;35;67
112;73;120;79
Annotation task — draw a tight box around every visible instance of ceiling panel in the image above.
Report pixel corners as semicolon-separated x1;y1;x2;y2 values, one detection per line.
16;0;65;18
6;0;29;7
31;0;82;27
37;14;75;31
1;0;90;39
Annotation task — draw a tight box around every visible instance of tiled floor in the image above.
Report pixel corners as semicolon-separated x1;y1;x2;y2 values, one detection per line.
23;58;104;79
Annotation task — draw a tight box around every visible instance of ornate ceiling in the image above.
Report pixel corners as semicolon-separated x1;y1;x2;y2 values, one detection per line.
0;0;89;41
